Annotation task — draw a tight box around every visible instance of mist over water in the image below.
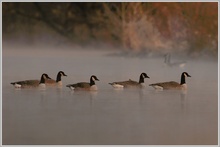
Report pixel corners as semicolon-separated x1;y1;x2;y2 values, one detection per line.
2;44;218;145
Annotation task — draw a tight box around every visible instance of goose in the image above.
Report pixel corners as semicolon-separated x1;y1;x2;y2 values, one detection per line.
45;71;67;86
11;73;51;88
164;53;186;68
66;75;99;91
149;72;191;90
109;73;150;88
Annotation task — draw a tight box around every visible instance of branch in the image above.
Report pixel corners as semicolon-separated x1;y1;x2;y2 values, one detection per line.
33;3;71;39
102;3;122;26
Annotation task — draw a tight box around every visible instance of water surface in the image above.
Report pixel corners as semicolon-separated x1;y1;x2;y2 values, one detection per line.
2;46;218;145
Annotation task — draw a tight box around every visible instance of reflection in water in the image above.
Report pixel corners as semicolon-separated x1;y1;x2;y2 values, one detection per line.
68;90;98;108
180;90;187;112
55;87;64;98
89;91;98;98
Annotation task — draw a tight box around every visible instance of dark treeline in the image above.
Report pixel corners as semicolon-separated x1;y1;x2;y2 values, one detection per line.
2;2;218;56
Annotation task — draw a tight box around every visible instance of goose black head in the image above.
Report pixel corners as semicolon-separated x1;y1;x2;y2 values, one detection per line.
183;72;191;77
90;75;99;86
180;72;191;85
42;73;51;79
139;73;150;83
56;71;67;82
40;73;51;84
91;75;99;81
141;72;150;79
58;71;67;76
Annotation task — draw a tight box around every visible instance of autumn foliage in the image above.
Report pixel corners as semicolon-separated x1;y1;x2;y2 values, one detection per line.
2;2;218;56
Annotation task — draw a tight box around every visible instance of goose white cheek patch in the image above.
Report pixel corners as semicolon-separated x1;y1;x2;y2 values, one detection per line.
92;77;95;81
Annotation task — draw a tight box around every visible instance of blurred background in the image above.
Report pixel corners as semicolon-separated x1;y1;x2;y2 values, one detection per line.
2;2;218;58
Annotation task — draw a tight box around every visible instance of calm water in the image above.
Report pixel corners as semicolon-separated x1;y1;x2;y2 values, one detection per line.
2;46;218;145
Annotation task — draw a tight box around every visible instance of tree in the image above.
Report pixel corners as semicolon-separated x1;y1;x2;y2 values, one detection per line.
2;2;218;56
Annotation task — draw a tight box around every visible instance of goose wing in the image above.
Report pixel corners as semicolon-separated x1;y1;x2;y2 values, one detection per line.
11;80;39;87
110;79;139;87
150;81;180;90
76;82;91;88
45;79;56;84
67;82;90;88
124;79;139;86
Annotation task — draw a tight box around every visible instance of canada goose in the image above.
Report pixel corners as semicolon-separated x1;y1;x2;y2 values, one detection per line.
11;73;51;88
45;71;67;86
149;72;191;90
66;75;99;91
164;53;186;68
109;73;150;88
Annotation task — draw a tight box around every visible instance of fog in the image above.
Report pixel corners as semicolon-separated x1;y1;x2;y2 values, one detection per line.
2;44;218;145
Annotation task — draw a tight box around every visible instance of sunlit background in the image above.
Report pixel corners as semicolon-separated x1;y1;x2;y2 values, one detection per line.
3;2;218;57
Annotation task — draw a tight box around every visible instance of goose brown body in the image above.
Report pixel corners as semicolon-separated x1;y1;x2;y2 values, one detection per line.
149;81;183;90
149;72;191;90
11;73;51;88
109;73;150;88
109;79;141;88
11;80;40;88
66;75;99;91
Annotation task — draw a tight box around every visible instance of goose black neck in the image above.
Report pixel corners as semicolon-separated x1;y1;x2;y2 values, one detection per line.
139;75;145;83
165;54;171;63
180;73;186;85
56;73;61;82
164;55;168;63
164;57;167;63
39;75;46;84
90;77;95;86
